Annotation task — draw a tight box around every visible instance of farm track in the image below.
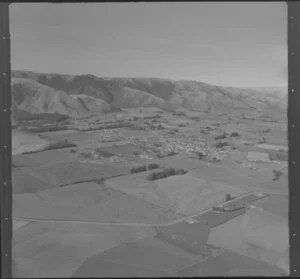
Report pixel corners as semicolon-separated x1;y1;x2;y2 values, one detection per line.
13;191;256;228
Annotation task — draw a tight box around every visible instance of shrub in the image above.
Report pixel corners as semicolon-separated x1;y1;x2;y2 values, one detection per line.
44;141;77;151
214;134;226;140
230;132;240;137
153;142;162;147
131;166;147;174
225;194;232;201
23;140;77;154
196;152;206;160
147;168;186;181
190;116;201;121
156;124;165;129
95;178;105;184
148;163;160;170
212;156;220;162
214;141;229;148
147;168;187;181
80;152;93;159
272;169;284;180
176;168;186;175
173;111;186;117
258;137;266;144
270;151;288;162
262;128;271;133
166;151;177;156
130;163;160;174
95;149;114;157
25;125;68;133
148;172;159;181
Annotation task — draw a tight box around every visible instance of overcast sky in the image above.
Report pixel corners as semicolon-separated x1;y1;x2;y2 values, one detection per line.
10;2;287;87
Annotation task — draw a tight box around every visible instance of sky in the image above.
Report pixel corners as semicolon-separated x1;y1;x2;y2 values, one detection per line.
9;2;287;87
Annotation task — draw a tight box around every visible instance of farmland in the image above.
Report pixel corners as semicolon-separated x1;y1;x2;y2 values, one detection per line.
12;102;288;277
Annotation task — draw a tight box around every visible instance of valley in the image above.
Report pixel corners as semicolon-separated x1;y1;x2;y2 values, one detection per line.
12;71;288;277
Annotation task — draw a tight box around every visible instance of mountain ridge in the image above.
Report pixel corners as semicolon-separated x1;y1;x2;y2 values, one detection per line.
11;70;287;122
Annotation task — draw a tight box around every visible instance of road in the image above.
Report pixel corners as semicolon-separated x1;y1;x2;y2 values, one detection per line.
13;191;258;228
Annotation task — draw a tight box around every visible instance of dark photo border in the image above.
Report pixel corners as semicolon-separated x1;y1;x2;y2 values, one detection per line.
0;3;12;279
288;1;300;277
0;1;298;278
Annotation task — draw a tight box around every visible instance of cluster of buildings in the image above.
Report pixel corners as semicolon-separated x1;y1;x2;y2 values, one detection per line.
110;155;126;163
128;134;206;157
97;130;129;143
241;161;258;170
127;133;232;161
209;148;230;161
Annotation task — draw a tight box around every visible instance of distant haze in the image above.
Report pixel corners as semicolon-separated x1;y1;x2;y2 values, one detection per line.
10;2;287;87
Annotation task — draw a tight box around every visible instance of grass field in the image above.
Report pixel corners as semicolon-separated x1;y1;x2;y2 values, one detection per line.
154;174;246;215
13;220;29;232
207;207;289;272
73;236;204;277
252;195;288;219
36;161;130;186
14;150;81;167
12;106;288;277
155;219;211;255
188;163;282;192
13;221;155;278
13;182;181;224
105;171;246;215
12;130;52;155
40;130;98;144
258;172;288;195
12;168;55;194
73;260;169;278
176;250;285;276
12;154;42;168
254;143;288;151
150;154;208;171
196;208;246;228
156;218;210;244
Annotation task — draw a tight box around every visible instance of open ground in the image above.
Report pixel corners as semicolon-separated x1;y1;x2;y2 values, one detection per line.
12;101;288;277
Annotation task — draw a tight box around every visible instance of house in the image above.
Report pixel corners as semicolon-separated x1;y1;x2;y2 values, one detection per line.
247;151;269;162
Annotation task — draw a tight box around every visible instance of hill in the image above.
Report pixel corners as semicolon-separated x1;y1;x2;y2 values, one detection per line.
11;77;120;121
11;71;287;122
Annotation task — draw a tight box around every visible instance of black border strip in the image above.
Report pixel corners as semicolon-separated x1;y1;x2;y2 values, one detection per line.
0;1;298;278
0;3;12;279
288;1;300;278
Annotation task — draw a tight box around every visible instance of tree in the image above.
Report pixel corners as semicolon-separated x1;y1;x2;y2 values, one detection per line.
138;138;149;171
225;194;232;201
272;169;284;180
196;152;205;160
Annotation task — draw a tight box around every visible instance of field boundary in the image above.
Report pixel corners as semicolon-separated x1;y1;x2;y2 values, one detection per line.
13;191;257;227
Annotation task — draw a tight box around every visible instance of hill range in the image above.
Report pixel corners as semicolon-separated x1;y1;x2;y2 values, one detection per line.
11;70;287;122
